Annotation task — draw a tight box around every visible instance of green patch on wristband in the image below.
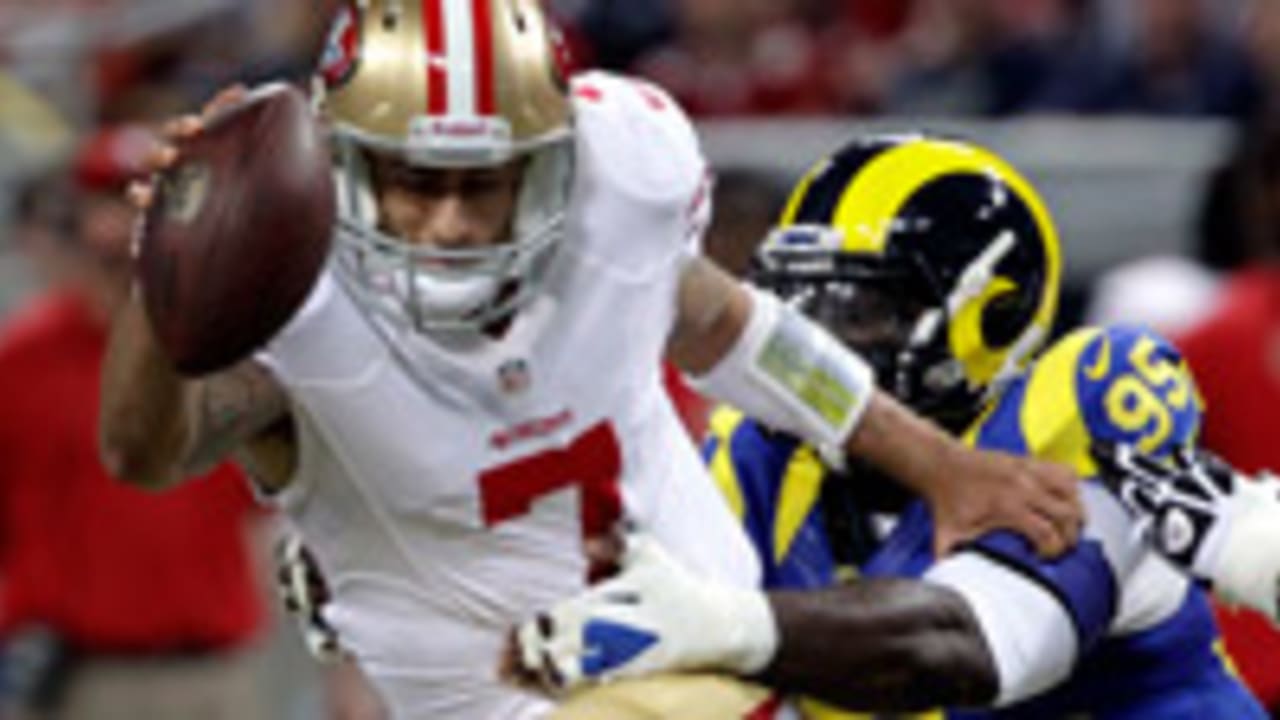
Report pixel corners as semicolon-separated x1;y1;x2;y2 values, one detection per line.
757;330;858;429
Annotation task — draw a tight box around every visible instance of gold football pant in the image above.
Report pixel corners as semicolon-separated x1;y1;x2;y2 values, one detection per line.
548;674;785;719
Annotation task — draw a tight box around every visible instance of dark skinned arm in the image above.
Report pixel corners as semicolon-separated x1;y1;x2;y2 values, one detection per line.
759;580;998;712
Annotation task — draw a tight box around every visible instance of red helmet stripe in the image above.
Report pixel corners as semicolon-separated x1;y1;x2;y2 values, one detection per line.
470;0;495;115
423;0;448;113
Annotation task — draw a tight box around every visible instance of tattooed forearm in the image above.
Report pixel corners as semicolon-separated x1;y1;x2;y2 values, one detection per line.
185;360;290;473
100;298;294;490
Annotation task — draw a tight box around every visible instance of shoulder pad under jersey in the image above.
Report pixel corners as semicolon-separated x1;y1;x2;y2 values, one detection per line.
986;325;1203;476
567;72;712;278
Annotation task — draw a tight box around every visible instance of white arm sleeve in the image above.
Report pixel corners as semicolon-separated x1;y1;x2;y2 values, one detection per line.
925;553;1079;707
689;285;876;452
924;483;1147;707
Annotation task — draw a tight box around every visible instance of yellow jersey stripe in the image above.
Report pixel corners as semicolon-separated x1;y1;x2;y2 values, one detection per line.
708;407;747;520
772;446;825;565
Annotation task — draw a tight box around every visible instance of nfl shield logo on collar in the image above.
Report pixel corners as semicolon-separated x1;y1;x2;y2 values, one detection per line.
498;358;531;395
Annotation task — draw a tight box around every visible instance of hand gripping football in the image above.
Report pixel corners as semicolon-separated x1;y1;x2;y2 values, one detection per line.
137;83;334;375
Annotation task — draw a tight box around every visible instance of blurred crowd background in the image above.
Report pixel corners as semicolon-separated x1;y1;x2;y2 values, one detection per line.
6;0;1280;317
1;0;1279;718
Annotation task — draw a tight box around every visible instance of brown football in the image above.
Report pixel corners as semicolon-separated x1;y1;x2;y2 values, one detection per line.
138;82;334;376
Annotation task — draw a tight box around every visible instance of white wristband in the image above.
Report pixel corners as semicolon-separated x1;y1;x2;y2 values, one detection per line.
691;285;876;452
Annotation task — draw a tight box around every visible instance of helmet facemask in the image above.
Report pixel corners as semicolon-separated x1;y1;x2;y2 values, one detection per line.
331;131;573;336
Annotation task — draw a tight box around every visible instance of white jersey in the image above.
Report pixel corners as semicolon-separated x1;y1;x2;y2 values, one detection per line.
259;72;760;719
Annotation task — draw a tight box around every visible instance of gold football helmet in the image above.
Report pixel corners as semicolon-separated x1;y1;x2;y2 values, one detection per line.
316;0;574;332
755;134;1062;431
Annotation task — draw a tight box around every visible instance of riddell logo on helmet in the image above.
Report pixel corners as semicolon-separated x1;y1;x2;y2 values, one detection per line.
408;116;514;159
425;118;507;139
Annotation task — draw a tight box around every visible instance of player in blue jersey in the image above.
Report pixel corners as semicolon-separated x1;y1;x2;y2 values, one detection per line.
514;135;1267;718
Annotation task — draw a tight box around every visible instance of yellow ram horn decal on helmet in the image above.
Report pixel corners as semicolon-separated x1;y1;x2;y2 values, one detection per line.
766;133;1065;429
949;275;1019;387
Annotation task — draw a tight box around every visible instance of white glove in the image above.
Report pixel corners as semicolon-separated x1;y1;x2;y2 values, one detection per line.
1094;442;1280;621
276;533;344;662
514;535;778;692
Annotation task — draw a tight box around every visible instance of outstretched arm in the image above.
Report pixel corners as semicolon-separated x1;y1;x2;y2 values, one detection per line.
511;534;1096;712
512;536;999;711
99;293;293;490
667;255;1081;556
759;581;997;711
98;87;295;491
514;479;1142;712
98;295;199;488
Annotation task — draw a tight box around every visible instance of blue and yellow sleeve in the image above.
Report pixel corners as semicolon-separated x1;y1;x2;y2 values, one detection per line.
957;325;1203;653
702;407;841;590
969;324;1203;475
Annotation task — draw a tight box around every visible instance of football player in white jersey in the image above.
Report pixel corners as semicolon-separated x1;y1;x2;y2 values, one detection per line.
99;2;1081;718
